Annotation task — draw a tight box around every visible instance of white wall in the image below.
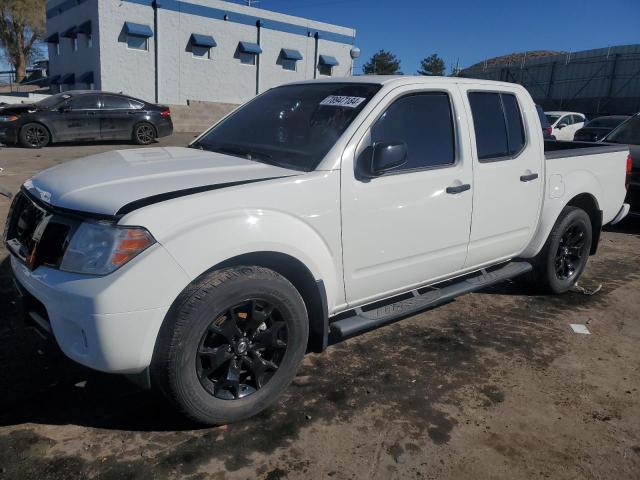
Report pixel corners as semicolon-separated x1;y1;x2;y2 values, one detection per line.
47;0;357;105
46;0;99;91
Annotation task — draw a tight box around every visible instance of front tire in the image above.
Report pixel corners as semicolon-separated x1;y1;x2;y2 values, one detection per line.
152;266;308;425
132;122;156;145
529;206;592;294
19;123;51;148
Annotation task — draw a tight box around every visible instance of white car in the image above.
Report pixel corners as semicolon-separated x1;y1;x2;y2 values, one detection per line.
545;111;586;141
5;77;631;425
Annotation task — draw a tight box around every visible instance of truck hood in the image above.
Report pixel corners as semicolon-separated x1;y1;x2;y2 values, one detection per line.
25;147;301;216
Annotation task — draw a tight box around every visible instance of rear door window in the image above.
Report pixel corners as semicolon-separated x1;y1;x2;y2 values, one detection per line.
101;95;133;110
371;92;455;171
468;92;526;161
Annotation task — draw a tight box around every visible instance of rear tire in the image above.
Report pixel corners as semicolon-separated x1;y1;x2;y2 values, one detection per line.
527;206;592;294
132;122;156;145
151;266;308;425
19;123;50;148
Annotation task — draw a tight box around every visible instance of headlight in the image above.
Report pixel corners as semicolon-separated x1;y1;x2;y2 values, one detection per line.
0;115;18;122
60;222;155;275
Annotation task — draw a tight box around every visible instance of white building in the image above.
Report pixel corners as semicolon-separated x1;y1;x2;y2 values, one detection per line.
45;0;357;105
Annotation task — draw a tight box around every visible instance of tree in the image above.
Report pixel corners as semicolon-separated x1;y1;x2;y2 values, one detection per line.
0;0;45;82
418;54;445;76
362;50;401;75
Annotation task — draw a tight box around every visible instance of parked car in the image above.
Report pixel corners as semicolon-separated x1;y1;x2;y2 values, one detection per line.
5;77;630;425
536;104;555;140
574;115;630;142
0;91;173;148
545;111;586;141
602;113;640;215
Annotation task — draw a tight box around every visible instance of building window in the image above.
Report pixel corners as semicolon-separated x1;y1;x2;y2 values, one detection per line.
237;41;262;65
192;45;211;59
239;52;256;65
87;34;92;48
279;49;302;72
318;55;339;76
281;58;297;71
127;35;148;51
72;37;78;52
318;64;332;76
55;43;60;55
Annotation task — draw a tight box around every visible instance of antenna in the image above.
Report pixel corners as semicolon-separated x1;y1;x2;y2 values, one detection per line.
244;0;260;6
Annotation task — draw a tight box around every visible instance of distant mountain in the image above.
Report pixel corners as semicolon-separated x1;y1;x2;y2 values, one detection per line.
465;51;567;70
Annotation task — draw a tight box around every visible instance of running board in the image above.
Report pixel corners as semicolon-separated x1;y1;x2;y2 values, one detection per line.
329;261;532;341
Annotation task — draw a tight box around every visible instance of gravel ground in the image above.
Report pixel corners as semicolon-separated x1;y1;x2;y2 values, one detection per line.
0;136;638;480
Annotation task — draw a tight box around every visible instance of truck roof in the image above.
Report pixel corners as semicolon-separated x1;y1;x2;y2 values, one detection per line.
287;75;523;90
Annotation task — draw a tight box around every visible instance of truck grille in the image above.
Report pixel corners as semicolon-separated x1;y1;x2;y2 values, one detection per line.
4;191;74;270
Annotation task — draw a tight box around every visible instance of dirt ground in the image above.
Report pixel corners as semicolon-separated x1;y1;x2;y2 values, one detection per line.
0;136;639;480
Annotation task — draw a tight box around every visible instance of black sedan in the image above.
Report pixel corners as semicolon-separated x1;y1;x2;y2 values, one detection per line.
603;113;640;216
0;91;173;148
573;115;630;142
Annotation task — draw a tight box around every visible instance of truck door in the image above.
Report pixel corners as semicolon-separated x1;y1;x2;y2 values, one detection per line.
341;85;474;306
461;86;544;268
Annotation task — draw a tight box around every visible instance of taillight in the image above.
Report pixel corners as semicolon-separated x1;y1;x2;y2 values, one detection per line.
160;109;171;118
626;153;632;190
545;126;552;136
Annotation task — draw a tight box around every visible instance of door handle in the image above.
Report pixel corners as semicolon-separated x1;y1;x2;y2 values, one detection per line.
127;111;136;115
446;184;471;194
520;173;539;182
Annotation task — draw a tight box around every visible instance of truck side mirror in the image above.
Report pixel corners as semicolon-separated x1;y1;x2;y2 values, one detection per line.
370;141;408;175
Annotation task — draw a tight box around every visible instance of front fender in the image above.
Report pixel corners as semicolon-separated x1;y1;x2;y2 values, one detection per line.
521;169;602;258
154;208;343;311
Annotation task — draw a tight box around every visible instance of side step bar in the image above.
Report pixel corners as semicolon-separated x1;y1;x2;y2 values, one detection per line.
329;261;532;342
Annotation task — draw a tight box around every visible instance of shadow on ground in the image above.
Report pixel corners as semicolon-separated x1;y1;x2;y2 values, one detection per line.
0;227;639;478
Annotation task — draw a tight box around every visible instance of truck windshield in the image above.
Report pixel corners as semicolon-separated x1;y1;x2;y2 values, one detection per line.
191;83;381;171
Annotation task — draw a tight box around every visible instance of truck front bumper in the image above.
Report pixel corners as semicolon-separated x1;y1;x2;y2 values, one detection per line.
9;244;191;374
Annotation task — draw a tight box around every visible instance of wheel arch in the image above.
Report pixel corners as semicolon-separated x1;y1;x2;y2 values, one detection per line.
20;121;54;145
566;193;602;255
163;251;329;354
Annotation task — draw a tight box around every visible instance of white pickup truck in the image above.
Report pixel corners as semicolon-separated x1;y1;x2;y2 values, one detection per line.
4;77;631;425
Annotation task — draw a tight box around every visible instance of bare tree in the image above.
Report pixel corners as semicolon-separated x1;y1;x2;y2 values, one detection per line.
0;0;45;82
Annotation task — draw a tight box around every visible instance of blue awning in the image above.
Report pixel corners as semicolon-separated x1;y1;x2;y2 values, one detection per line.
61;26;78;38
190;34;216;48
238;41;262;54
45;33;59;43
48;75;61;85
124;22;154;38
78;21;92;35
78;71;94;84
281;48;303;61
61;73;75;85
318;55;339;66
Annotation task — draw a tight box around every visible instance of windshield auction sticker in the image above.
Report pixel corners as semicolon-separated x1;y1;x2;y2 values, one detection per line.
319;95;366;108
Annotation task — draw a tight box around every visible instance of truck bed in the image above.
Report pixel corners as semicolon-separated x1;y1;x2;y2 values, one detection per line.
544;140;629;160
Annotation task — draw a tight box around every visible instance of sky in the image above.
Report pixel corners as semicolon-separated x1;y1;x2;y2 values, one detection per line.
2;0;639;73
250;0;640;74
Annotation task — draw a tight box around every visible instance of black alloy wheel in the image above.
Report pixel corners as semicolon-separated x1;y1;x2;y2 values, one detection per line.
20;123;50;148
554;223;588;281
134;123;156;145
196;299;288;401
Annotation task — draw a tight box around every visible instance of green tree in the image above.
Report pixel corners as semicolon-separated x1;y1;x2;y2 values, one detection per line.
362;49;401;75
418;54;446;76
0;0;45;82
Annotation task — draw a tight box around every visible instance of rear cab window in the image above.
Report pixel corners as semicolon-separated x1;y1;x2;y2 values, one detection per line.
468;91;526;162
